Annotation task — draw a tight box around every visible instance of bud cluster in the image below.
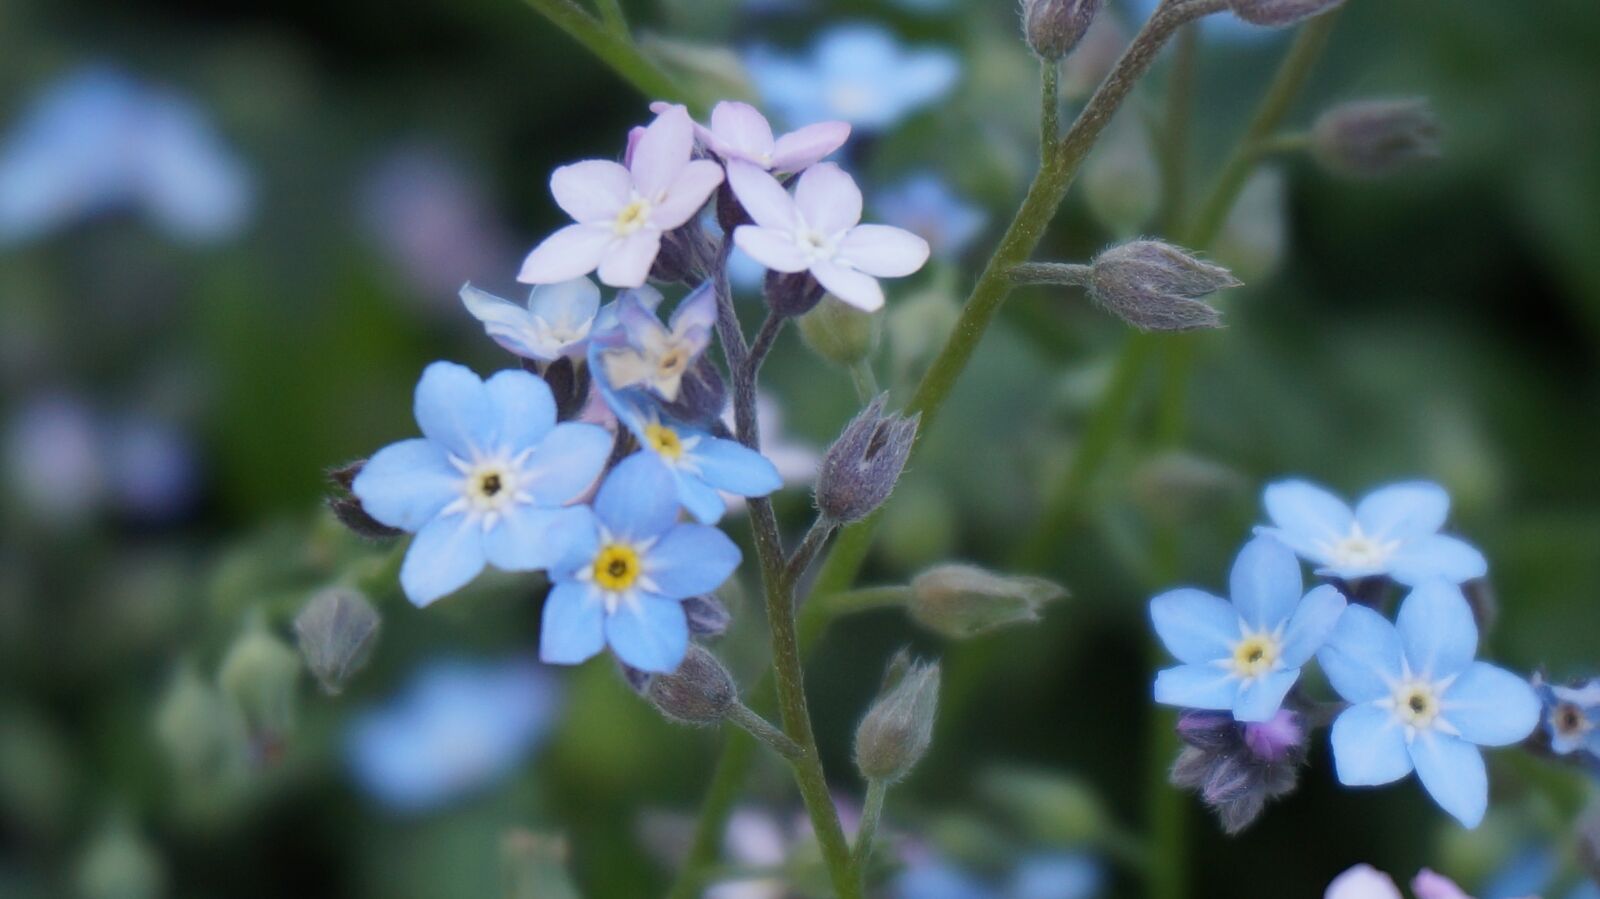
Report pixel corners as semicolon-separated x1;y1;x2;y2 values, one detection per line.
1170;709;1308;834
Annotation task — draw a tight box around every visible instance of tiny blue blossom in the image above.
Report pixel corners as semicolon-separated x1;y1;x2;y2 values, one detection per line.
345;656;558;812
875;174;989;257
1319;580;1541;828
591;281;717;403
540;453;741;673
1009;853;1103;899
1257;479;1487;586
1151;536;1347;722
460;277;600;361
744;25;960;130
352;361;612;607
1533;675;1600;761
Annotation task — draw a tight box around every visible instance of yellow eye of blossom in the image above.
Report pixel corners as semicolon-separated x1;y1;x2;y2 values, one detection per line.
1231;634;1279;678
592;544;642;591
645;423;684;460
614;199;651;235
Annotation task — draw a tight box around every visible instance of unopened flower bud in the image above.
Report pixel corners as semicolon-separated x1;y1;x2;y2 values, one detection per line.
75;814;166;899
659;355;726;429
798;295;881;368
854;651;940;783
650;220;716;284
1023;0;1101;62
218;618;302;745
326;461;402;540
816;394;919;524
1311;98;1441;180
502;829;581;899
908;564;1066;639
1131;451;1246;526
1170;708;1307;834
646;645;738;725
153;663;247;779
1227;0;1345;27
682;594;732;638
764;270;826;317
293;587;381;695
537;356;593;423
1088;240;1238;332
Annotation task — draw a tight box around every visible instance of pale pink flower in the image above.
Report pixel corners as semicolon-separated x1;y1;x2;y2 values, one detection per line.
728;161;929;312
1324;864;1535;899
654;100;849;173
518;104;723;288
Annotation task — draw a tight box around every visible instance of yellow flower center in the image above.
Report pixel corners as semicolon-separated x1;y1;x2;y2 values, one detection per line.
592;544;642;592
645;423;684;460
1231;634;1280;678
656;345;689;380
614;199;652;236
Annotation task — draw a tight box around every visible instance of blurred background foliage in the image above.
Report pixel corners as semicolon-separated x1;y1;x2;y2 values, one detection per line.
2;0;1599;896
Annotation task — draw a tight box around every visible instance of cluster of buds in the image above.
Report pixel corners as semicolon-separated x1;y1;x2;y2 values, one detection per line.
1170;708;1309;834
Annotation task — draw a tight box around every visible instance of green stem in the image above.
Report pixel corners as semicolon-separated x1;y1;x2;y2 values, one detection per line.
591;0;628;36
852;779;888;886
519;0;695;109
726;702;804;760
847;359;880;404
1158;24;1199;234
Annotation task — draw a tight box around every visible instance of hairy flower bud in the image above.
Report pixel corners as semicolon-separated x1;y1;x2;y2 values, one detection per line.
816;394;919;524
798;295;881;367
854;651;940;783
218;618;302;746
908;564;1066;639
682;594;732;638
1227;0;1345;27
1023;0;1101;62
1088;240;1238;332
651;219;716;284
1311;98;1441;180
764;270;827;318
1171;708;1308;834
326;460;404;540
536;356;593;423
646;645;738;725
293;587;381;695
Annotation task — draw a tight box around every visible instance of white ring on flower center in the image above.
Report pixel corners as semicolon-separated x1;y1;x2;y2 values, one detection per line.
614;197;654;236
1221;624;1286;682
1376;663;1461;742
443;446;536;532
574;526;662;613
1318;522;1402;570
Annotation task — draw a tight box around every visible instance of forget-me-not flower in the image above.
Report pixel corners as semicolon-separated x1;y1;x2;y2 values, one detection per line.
352;362;612;606
460;277;601;361
1258;479;1488;586
1319;580;1540;827
345;656;558;812
875;174;988;257
1533;675;1600;760
592;280;717;402
658;100;849;174
540;453;741;672
1151;536;1347;722
743;25;960;130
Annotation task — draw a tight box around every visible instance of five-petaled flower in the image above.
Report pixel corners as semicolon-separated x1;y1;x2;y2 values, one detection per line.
657;100;849;174
1533;675;1600;758
459;278;600;361
540;453;741;673
1319;580;1540;827
591;280;717;403
728;161;930;312
1258;479;1487;586
352;362;612;606
1151;536;1348;722
518;104;723;288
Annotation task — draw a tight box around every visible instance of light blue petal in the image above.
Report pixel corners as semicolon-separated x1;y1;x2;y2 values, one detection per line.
646;524;741;599
351;438;458;531
1443;662;1541;747
484;369;555;452
1318;604;1405;703
690;436;782;498
414;361;494;457
674;469;728;525
1251;525;1334;568
1009;853;1101;899
667;280;718;336
521;422;612;506
1387;535;1488;586
1277;584;1348;668
1355;481;1450;541
594;453;682;540
1396;580;1478;680
539;581;605;665
1409;732;1488;828
527;277;600;332
1228;535;1302;630
460;283;546;360
1329;703;1413;786
482;505;593;573
604;596;688;673
1152;664;1239;712
1149;588;1237;665
1233;669;1300;722
1262;478;1353;549
400;514;486;607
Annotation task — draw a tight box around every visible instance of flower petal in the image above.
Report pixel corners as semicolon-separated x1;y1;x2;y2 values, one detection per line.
1262;479;1353;551
1152;664;1239;712
726;160;797;231
691;436;782;498
631;104;693;199
646;523;741;599
1409;732;1488;828
708;101;776;161
399;513;486;607
1329;703;1413;786
1325;866;1404;899
414;361;493;458
651;159;723;230
484;369;555;451
604;595;689;673
352;438;459;531
769;120;851;172
793;162;862;235
1228;535;1302;631
460;284;548;359
1443;662;1541;747
668;281;719;335
594;452;681;541
835;224;930;278
733;225;809;273
527;277;601;334
539;581;606;665
811;259;883;311
1355;481;1450;540
1318;604;1405;703
673;469;728;525
1387;535;1487;586
1395;580;1478;680
1149;588;1238;666
550;159;631;223
1233;669;1300;722
518;223;612;284
1277;584;1348;668
483;505;591;572
597;229;661;289
521;422;613;506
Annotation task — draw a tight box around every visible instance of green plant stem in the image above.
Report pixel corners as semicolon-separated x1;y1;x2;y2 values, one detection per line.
591;0;628;36
852;779;888;883
519;0;694;108
848;359;879;404
726;702;804;760
1158;24;1199;234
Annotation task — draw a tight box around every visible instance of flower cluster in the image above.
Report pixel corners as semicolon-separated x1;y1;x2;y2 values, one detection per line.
1150;479;1541;829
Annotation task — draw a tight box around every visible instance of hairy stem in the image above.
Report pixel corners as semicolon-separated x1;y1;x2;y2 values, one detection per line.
785;517;838;589
743;312;784;382
519;0;694;109
852;779;889;886
1158;24;1199;233
726;702;805;760
847;359;880;404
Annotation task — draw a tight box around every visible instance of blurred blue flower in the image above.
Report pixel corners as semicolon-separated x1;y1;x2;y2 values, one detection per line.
1151;536;1346;722
540;453;741;672
1319;580;1541;827
1258;480;1488;586
3;393;105;526
352;362;612;607
1121;0;1282;41
1533;675;1600;761
744;25;961;130
1477;845;1558;899
345;656;558;812
1008;853;1102;899
0;66;252;245
895;859;999;899
875;174;988;257
104;413;200;523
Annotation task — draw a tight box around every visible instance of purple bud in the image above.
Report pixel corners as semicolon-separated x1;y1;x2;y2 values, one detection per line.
1022;0;1101;62
1242;710;1305;764
650;219;716;284
764;269;826;318
816;394;920;524
1088;240;1238;332
682;594;732;638
533;356;593;423
1168;706;1309;834
327;460;403;539
1228;0;1345;27
1311;97;1441;180
646;645;738;725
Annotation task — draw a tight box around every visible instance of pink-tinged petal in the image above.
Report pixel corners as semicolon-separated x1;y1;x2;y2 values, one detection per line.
650;159;723;230
769;120;851;172
597;230;661;288
708;101;776;161
836;224;931;277
624;125;646;168
733;225;809;273
794;162;862;235
811;260;883;312
726;161;797;231
518;224;613;284
630;104;693;200
550;160;631;223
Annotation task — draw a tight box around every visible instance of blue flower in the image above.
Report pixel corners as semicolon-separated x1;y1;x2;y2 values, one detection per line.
460;277;601;361
1533;675;1600;760
1009;853;1102;899
1151;536;1347;722
352;361;612;606
875;174;988;257
1257;479;1487;586
345;656;558;812
540;453;741;672
744;25;960;130
591;282;717;403
1318;580;1541;827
